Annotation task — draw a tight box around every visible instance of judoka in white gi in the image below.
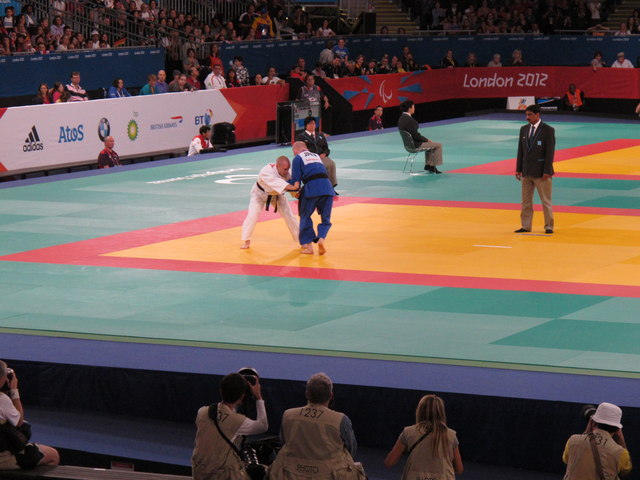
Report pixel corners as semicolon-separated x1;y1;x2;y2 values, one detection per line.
241;156;300;249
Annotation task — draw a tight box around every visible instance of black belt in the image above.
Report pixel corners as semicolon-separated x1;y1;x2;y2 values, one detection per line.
256;182;277;213
304;173;329;182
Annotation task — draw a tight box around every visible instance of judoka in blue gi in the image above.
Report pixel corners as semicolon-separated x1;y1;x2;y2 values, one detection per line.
290;141;336;255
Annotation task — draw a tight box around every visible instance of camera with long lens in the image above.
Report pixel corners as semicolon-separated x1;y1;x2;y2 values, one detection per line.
1;368;14;393
237;367;259;417
581;404;597;421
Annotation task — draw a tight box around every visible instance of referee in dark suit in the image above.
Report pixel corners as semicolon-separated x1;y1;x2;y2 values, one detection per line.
515;104;555;234
398;100;444;173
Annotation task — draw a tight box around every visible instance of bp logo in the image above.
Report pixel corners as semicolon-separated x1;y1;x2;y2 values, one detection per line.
98;117;110;141
127;119;139;141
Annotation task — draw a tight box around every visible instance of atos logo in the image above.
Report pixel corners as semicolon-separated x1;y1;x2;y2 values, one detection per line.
195;109;213;125
58;125;85;143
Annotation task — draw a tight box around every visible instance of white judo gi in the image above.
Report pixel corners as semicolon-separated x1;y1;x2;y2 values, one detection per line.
241;163;299;243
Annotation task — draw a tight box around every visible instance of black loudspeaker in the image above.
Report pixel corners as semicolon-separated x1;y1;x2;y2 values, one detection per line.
212;122;236;145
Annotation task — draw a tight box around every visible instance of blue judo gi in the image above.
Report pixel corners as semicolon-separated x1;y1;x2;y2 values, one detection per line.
291;149;336;245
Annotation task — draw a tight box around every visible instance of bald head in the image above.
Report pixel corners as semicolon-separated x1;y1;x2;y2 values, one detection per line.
292;141;308;155
104;136;115;150
275;155;290;177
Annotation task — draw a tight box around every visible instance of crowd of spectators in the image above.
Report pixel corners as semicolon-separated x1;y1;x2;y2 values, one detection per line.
417;0;624;34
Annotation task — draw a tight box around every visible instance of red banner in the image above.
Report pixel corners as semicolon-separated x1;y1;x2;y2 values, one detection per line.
221;84;289;140
327;67;640;111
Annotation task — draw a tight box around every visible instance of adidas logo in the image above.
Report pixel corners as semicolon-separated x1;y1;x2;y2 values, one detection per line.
23;125;44;152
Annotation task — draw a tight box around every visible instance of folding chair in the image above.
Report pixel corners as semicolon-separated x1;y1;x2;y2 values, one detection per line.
399;130;433;175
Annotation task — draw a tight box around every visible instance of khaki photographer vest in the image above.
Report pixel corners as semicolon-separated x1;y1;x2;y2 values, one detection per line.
268;403;365;480
563;429;626;480
401;425;458;480
191;403;249;480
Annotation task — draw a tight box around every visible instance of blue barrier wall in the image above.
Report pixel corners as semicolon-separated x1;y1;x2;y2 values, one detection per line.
0;47;165;98
218;35;640;76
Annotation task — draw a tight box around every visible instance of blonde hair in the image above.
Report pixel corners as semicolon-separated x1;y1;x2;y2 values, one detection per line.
415;394;449;458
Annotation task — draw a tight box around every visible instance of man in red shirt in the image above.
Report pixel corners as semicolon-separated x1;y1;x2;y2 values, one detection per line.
97;136;121;169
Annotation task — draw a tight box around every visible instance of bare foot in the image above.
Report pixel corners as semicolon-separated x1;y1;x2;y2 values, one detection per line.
317;238;326;255
240;240;250;249
301;244;313;255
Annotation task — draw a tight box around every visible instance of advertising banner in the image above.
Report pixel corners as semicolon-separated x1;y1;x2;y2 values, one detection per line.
0;84;288;175
326;67;640;111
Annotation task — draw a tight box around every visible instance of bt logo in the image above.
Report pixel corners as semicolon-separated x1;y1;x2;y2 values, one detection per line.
195;109;214;125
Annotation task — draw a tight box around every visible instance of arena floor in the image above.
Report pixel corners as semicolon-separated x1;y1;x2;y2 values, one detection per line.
1;112;639;407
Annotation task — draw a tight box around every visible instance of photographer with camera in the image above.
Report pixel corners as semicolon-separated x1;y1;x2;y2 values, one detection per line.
268;372;366;480
192;372;268;480
0;360;59;470
562;402;632;480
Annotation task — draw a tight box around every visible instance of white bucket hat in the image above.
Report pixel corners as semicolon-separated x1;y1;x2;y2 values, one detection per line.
592;402;623;429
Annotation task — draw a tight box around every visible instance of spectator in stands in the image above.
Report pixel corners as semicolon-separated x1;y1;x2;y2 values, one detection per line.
192;373;267;480
168;73;193;92
262;66;285;85
205;64;226;89
296;57;310;77
591;51;605;70
108;78;131;98
0;361;60;470
188;125;212;156
50;82;65;103
564;84;585;111
343;60;359;76
183;48;200;73
186;66;201;90
1;6;15;32
317;19;335;37
390;56;405;73
377;55;391;74
226;69;241;88
354;55;366;75
272;7;294;39
398;99;444;174
384;394;463;479
397;27;407;34
369;105;384;130
153;70;167;93
363;59;377;75
441;49;458;68
33;83;51;105
290;5;308;35
312;62;327;78
562;403;631;480
268;373;365;480
432;2;446;27
139;74;157;95
209;43;223;74
404;53;419;71
635;102;640;117
66;71;88;101
298;75;330;109
232;56;250;86
97;136;121;168
50;15;65;40
612;51;634;68
487;53;502;67
252;7;275;39
295;117;337;189
510;49;525;66
238;4;256;34
380;26;390;34
332;37;349;62
465;52;479;67
253;74;263;85
289;65;305;81
319;40;335;66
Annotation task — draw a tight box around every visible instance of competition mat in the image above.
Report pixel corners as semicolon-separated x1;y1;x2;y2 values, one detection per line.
1;113;639;405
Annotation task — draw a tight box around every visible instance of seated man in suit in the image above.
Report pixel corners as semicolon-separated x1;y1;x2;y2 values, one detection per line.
398;100;444;174
295;116;338;191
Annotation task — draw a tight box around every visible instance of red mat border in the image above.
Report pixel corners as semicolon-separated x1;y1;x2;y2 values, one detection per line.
1;197;638;297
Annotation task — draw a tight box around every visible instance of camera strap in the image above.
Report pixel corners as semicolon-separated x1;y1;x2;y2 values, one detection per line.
588;433;605;480
407;428;432;456
208;403;245;462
